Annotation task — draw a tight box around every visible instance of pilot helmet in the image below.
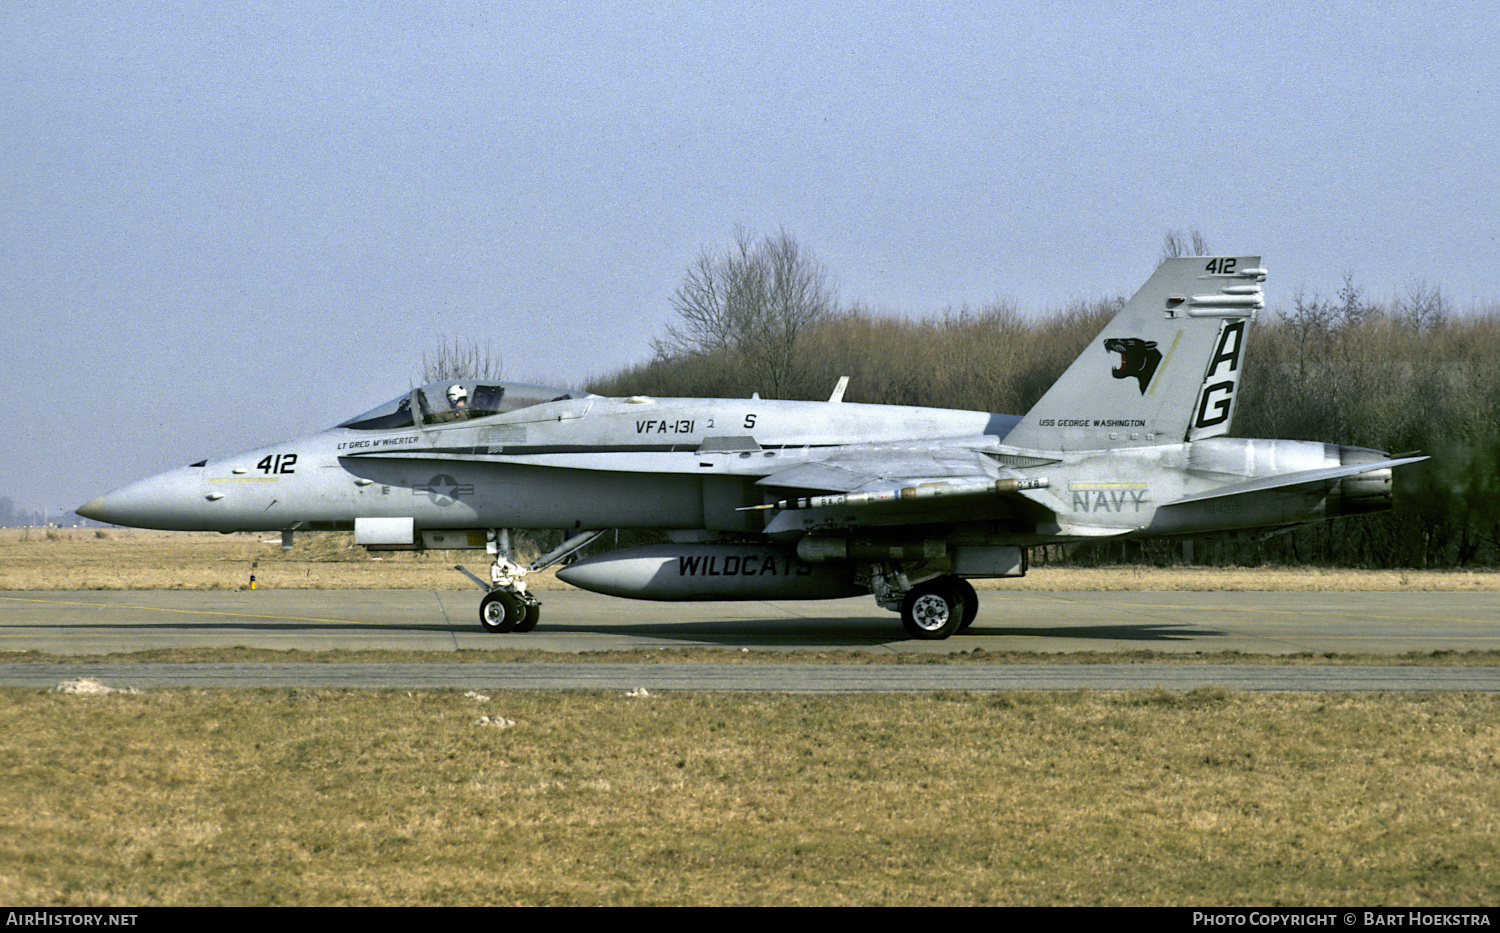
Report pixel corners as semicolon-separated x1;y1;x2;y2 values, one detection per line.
447;384;469;407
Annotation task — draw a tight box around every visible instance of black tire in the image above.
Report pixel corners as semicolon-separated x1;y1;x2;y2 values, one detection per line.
479;590;524;633
953;577;979;631
900;578;966;640
514;601;541;633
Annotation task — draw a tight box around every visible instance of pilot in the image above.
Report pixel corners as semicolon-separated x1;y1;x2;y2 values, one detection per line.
432;384;471;423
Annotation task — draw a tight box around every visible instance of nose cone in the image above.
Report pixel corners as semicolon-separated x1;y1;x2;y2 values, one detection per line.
76;467;212;530
76;496;109;522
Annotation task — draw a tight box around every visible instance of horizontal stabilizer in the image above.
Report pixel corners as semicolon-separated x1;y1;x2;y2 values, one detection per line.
1166;455;1427;506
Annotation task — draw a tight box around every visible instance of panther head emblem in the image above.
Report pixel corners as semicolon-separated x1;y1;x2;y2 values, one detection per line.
1103;337;1162;395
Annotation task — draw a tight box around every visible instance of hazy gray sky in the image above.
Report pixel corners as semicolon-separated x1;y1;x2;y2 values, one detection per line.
5;1;1497;516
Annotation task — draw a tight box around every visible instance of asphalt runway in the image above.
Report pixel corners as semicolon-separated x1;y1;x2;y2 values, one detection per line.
2;589;1497;691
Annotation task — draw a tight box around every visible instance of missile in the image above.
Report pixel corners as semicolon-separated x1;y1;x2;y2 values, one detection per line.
556;543;865;601
742;476;1049;512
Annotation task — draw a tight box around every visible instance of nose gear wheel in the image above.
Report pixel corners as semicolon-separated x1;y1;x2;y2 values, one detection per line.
479;590;526;633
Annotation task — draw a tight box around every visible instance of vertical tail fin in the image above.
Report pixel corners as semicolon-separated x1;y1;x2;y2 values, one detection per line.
1002;256;1264;452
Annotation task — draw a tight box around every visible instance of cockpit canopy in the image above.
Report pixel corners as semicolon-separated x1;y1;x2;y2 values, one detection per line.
337;381;595;431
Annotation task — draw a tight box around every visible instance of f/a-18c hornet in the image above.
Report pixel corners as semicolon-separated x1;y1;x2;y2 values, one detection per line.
80;256;1424;639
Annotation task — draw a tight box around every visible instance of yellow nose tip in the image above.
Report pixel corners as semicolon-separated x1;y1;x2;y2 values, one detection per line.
77;497;108;522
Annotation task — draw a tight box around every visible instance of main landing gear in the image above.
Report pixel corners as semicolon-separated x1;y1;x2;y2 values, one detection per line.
460;529;602;634
869;566;981;641
899;576;979;640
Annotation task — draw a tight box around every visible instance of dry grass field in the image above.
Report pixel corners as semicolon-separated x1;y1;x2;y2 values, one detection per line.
5;527;1499;593
2;687;1496;906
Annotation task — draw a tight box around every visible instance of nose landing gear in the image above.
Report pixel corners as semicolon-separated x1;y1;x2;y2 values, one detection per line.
458;529;602;634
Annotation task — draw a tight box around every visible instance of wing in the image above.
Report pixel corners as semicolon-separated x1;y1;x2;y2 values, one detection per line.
752;446;1054;535
1148;454;1428;533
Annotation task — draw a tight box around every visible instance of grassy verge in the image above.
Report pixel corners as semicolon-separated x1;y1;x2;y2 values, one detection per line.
1;687;1495;906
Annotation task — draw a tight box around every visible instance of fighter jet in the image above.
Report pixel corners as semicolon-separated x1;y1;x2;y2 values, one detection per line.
79;256;1424;639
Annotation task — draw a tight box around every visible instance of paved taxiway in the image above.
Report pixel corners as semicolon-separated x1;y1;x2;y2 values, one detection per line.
2;589;1496;691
